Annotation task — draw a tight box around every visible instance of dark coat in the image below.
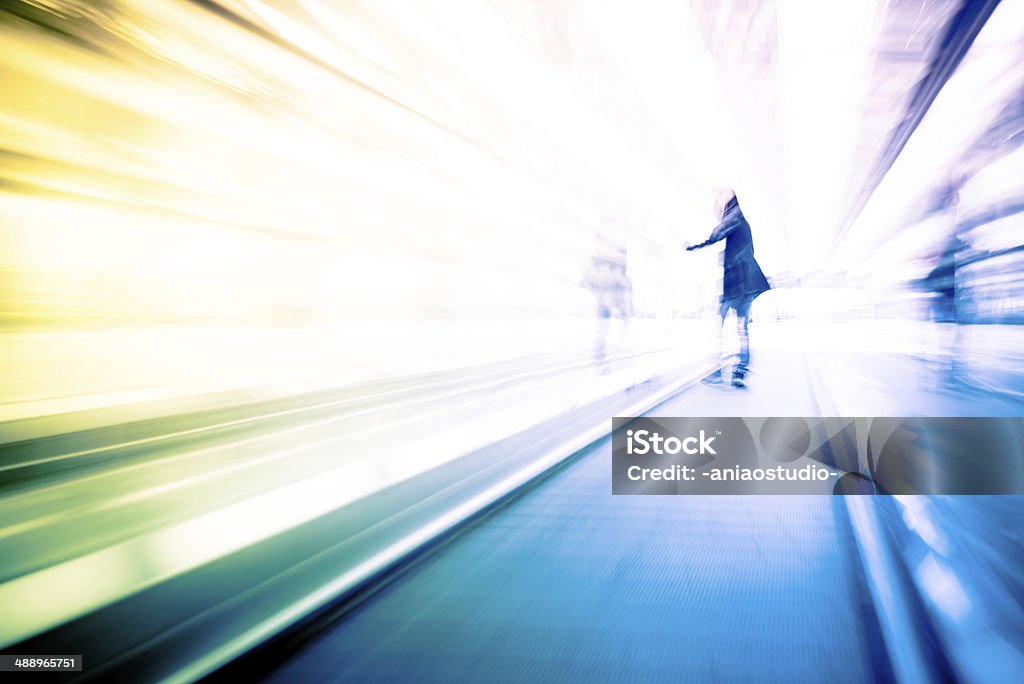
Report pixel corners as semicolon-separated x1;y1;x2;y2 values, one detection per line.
917;233;964;323
688;196;770;302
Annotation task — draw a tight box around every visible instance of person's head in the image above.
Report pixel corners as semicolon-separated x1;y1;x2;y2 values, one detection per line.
714;188;737;219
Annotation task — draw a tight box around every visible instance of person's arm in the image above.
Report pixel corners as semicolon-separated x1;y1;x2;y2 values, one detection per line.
686;211;742;251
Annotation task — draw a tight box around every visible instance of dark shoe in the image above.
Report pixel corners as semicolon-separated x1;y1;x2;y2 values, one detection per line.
731;372;746;388
702;370;724;385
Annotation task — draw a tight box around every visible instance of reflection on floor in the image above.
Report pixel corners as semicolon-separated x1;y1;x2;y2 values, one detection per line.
658;327;1024;418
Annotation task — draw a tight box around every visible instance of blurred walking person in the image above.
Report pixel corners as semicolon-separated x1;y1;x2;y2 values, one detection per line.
917;183;966;388
685;190;770;387
582;244;632;371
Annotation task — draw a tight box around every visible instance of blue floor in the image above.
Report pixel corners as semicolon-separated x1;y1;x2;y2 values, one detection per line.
265;446;880;682
262;349;1023;682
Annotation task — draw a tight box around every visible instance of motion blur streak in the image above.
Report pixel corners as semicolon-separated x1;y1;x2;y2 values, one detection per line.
1;1;711;353
2;0;1022;400
0;1;1023;683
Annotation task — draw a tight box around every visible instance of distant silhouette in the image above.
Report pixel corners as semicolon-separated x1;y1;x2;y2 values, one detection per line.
582;244;632;370
916;184;965;387
686;190;770;387
922;232;964;325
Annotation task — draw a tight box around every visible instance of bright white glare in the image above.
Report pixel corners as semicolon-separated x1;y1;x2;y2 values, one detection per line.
960;144;1024;225
776;0;885;276
3;0;1022;397
894;496;949;556
916;551;972;622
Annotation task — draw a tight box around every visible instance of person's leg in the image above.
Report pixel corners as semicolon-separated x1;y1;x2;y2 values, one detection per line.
703;299;730;384
594;305;610;366
718;297;730;360
735;297;751;376
949;316;964;385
